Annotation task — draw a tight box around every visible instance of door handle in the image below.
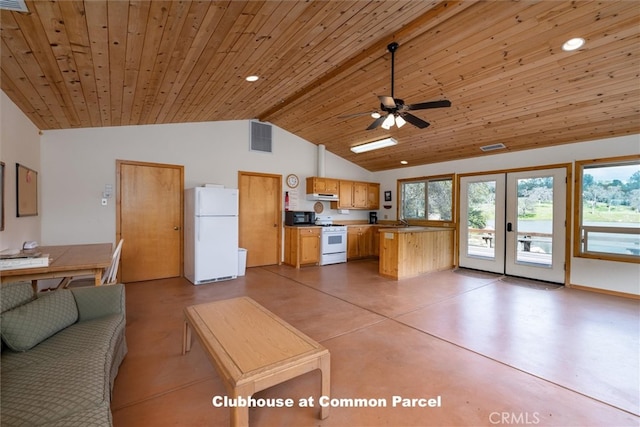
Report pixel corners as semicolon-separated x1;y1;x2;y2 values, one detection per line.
507;222;512;232
174;226;180;231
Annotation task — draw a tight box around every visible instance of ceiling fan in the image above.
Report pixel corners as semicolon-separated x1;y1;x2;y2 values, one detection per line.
344;42;452;130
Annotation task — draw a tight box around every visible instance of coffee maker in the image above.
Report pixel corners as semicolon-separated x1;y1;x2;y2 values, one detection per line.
369;212;378;224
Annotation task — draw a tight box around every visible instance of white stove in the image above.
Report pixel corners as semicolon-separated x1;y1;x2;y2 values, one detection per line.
316;218;347;265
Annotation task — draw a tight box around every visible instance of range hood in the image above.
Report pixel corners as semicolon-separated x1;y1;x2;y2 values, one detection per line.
306;144;339;201
306;193;339;202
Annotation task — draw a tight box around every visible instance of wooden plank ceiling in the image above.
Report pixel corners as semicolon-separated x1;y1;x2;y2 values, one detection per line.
1;1;639;171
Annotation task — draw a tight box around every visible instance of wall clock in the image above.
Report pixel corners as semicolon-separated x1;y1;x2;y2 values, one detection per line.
286;174;299;188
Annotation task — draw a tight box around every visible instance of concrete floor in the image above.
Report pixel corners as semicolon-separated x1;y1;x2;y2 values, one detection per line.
111;260;640;426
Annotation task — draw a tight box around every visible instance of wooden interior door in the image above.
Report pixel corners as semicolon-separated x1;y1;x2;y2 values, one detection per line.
238;171;281;267
117;160;183;282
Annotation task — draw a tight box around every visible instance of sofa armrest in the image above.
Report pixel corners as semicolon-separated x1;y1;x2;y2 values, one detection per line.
70;284;125;322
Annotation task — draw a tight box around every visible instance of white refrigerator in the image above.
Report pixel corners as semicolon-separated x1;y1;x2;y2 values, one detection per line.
185;187;239;285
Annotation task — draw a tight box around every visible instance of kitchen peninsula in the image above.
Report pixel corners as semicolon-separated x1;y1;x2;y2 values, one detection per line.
378;227;454;280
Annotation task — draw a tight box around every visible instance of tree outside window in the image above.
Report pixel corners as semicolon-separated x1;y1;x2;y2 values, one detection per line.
575;156;640;262
400;176;453;223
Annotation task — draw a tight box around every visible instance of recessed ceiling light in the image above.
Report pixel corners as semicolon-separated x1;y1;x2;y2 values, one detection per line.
400;160;408;165
562;38;585;51
245;75;259;82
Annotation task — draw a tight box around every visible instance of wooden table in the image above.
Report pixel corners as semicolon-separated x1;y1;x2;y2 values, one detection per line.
0;243;113;290
183;297;330;427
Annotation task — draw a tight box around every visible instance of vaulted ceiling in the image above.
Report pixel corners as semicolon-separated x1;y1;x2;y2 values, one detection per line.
1;1;639;171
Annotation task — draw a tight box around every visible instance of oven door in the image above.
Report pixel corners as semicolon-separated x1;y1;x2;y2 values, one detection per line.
322;231;346;254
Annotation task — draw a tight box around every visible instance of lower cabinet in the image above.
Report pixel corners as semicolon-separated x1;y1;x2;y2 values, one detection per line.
347;225;377;260
284;226;320;268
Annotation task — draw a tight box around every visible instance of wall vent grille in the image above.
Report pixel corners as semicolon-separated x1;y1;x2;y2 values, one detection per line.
250;121;272;153
0;0;28;12
480;143;507;152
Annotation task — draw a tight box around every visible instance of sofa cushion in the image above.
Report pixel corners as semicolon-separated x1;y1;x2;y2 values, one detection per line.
1;289;78;351
0;281;34;313
71;284;124;322
0;352;110;426
1;314;124;371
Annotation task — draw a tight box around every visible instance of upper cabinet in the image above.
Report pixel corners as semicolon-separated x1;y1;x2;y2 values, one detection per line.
331;180;380;210
368;184;380;209
306;177;339;194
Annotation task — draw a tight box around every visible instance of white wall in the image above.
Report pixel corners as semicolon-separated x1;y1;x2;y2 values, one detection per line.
4;88;638;296
0;92;41;251
39;120;374;246
374;134;640;296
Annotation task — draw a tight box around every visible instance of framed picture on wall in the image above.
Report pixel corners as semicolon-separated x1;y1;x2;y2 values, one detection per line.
16;163;38;217
384;191;392;202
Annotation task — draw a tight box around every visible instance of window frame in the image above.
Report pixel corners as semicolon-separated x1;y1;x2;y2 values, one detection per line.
573;154;640;264
397;173;455;226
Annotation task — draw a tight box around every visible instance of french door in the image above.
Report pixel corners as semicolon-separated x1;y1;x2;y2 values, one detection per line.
459;168;566;283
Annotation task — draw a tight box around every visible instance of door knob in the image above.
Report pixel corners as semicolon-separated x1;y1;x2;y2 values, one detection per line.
174;226;180;230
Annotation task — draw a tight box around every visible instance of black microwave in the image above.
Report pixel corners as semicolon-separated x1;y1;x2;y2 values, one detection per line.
285;211;316;226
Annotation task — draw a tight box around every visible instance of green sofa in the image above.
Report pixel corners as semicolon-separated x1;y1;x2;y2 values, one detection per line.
0;282;127;426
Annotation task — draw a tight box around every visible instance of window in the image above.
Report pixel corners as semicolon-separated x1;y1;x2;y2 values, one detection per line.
399;175;453;222
575;155;640;263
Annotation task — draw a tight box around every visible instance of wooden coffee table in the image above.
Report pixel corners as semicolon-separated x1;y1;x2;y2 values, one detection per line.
183;297;330;426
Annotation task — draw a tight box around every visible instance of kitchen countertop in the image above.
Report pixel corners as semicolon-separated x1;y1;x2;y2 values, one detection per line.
377;226;454;233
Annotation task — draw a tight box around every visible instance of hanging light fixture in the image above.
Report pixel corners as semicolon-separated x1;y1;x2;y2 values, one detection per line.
395;114;406;128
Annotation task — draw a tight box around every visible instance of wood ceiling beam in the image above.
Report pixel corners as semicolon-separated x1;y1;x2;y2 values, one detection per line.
257;0;474;123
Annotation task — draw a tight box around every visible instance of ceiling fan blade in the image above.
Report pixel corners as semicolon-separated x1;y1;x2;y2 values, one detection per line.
366;115;386;130
379;96;396;109
402;113;430;129
338;111;377;119
407;100;452;111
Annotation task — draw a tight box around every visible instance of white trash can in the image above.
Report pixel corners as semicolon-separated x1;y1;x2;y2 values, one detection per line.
238;248;247;276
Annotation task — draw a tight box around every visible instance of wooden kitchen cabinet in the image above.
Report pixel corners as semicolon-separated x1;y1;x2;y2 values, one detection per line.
347;225;374;259
378;227;454;279
332;180;379;210
306;177;339;194
334;181;353;209
372;226;380;256
284;226;320;268
368;183;380;209
352;182;368;208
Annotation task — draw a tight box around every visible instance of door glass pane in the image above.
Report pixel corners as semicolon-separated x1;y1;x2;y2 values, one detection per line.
467;181;496;258
516;176;553;266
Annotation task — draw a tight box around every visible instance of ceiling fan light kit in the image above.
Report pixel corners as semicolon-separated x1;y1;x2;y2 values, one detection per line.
350;137;398;154
381;114;395;130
